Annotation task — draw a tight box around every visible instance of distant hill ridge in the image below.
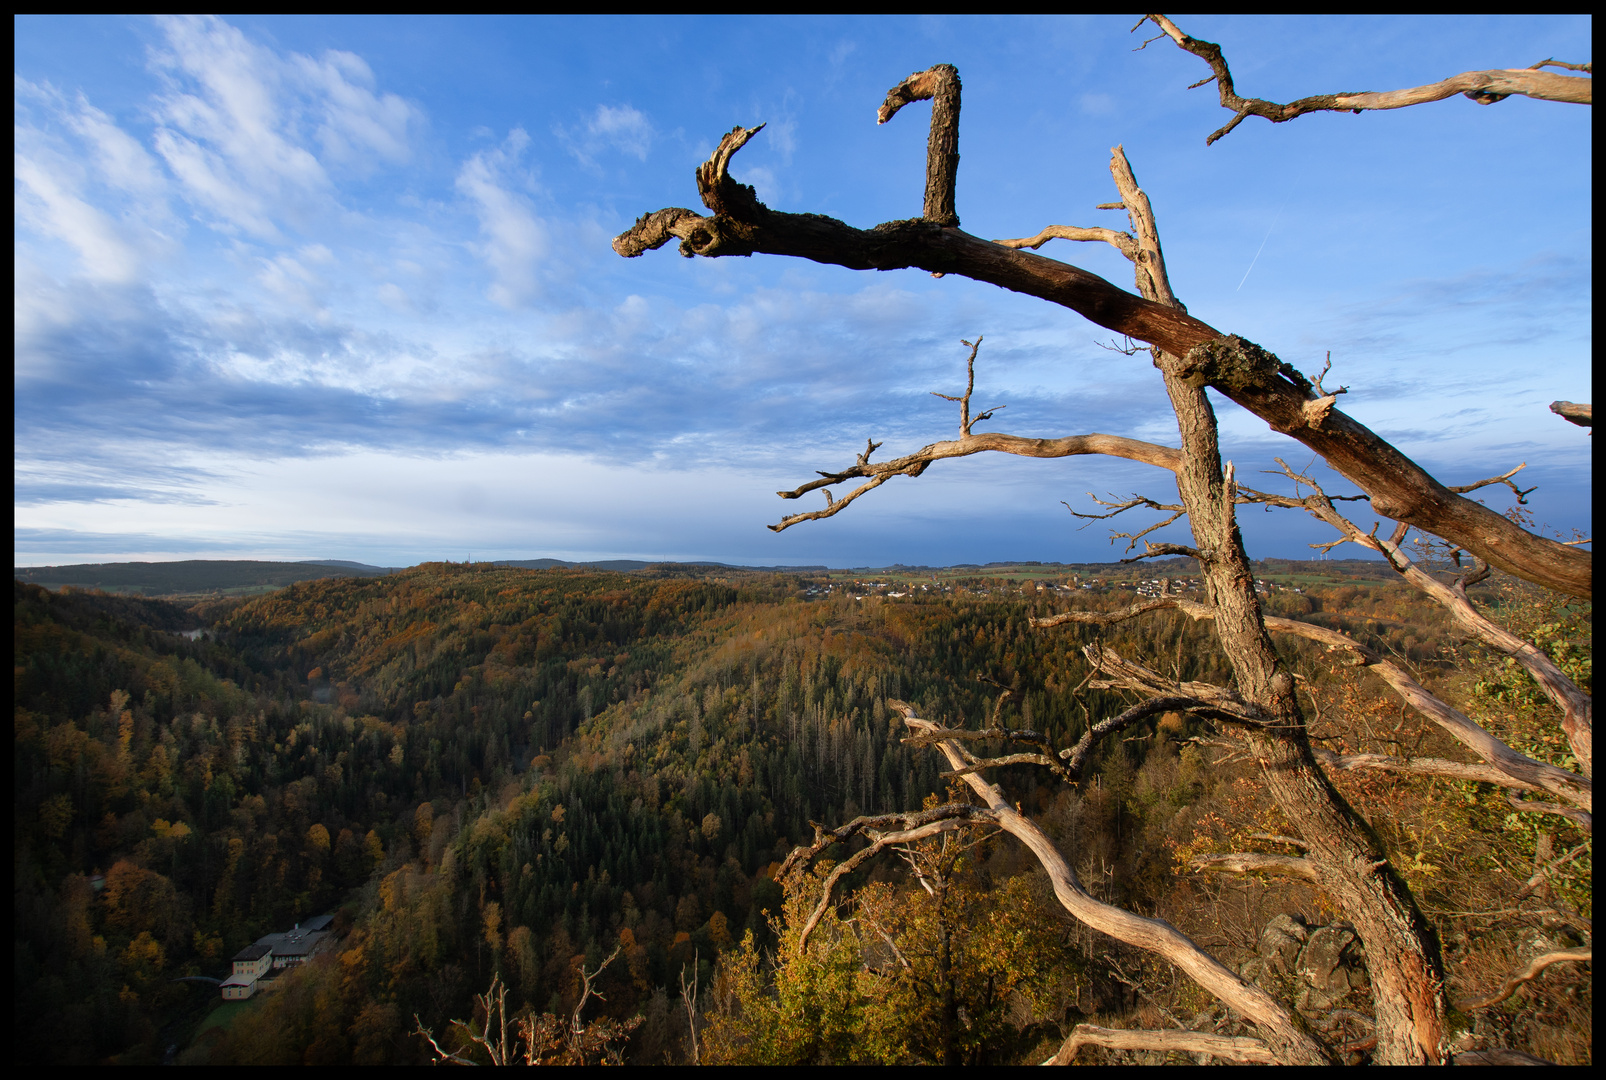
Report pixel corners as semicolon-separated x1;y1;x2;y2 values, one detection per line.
14;555;1395;598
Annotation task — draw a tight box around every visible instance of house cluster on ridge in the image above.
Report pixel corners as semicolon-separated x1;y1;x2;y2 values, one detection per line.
219;915;334;1000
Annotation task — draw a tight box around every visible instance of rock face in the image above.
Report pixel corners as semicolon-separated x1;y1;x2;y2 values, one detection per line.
1242;914;1370;1013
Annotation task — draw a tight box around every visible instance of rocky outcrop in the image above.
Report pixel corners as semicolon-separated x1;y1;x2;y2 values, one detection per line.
1241;913;1370;1013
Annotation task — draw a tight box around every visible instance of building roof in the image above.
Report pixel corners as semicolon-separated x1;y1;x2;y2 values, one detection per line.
220;974;257;987
255;929;325;957
300;914;335;932
232;943;272;962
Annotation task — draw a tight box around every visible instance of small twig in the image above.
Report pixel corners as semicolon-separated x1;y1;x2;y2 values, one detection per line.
1446;462;1536;505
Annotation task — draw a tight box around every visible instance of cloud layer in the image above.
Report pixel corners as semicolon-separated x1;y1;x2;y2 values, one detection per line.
14;16;1592;566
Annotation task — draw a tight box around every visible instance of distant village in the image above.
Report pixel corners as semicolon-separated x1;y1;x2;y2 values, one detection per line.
219;915;335;1000
804;574;1300;600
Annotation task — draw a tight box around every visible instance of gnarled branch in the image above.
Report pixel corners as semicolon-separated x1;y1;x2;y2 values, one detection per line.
1141;14;1593;146
770;354;1180;531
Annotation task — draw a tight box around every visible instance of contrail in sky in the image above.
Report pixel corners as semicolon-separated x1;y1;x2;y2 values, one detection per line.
1237;202;1286;292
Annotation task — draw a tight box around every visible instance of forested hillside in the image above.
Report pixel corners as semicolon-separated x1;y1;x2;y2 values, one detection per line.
14;563;1588;1064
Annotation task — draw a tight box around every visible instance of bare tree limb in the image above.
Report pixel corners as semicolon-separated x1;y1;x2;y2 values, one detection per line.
1192;852;1321;882
784;805;996;952
1121;541;1201;564
1457;947;1593;1011
1445;463;1537;505
1505;793;1594;832
889;701;1333;1064
1046;1022;1277;1065
1141;14;1593;146
572;944;623;1037
1063;695;1201;777
681;948;700;1066
993;223;1137;258
1251;459;1592;777
1034;595;1592;811
1550;400;1592;428
613;122;1589;598
877;64;962;226
770;431;1181;533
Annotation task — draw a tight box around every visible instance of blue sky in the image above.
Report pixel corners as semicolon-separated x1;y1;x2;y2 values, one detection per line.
14;15;1593;568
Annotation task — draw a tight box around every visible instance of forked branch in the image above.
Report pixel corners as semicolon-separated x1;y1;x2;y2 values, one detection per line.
779;802;996;952
888;700;1331;1063
1141;14;1593;146
771;340;1180;532
1033;598;1592;813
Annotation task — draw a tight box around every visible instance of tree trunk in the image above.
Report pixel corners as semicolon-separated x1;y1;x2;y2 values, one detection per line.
1162;365;1449;1063
1115;146;1450;1062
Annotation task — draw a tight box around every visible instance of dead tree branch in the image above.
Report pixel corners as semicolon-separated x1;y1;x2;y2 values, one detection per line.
1191;852;1321;883
769;342;1180;531
1063;695;1201;778
889;700;1332;1063
613;112;1588;598
1515;840;1592;900
572;944;623;1038
1505;793;1594;832
1046;1021;1276;1065
416;973;515;1066
1034;596;1591;812
1457;947;1593;1011
877;64;962;226
1250;459;1592;777
1550;400;1592;428
1140;14;1593;146
928;337;1003;436
1313;747;1586;814
780;803;997;952
681;949;700;1065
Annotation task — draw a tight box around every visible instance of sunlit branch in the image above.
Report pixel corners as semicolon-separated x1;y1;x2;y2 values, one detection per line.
1458;947;1593;1011
1032;596;1592;811
889;700;1329;1060
1046;1022;1276;1065
1139;14;1592;146
1191;852;1320;882
1250;458;1592;777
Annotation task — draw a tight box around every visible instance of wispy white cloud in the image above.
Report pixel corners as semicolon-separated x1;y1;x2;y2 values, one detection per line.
455;128;550;309
146;15;421;239
13;144;143;283
558;102;654;168
291;48;417;172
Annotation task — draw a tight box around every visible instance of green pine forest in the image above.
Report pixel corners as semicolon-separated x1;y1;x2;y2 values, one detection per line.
13;561;1590;1064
